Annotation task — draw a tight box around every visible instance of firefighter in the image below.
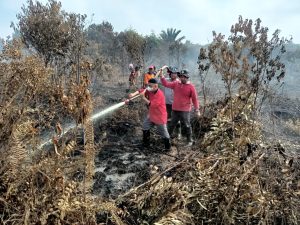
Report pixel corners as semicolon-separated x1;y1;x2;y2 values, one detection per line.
159;69;200;147
140;78;171;150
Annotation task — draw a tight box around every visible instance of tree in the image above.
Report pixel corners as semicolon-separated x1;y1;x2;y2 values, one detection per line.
160;28;185;44
160;28;185;65
17;0;86;68
67;13;87;83
143;32;160;66
198;16;290;121
86;21;119;63
118;29;145;67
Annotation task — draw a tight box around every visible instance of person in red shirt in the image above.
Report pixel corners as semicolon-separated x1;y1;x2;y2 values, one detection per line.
159;69;200;146
139;78;171;150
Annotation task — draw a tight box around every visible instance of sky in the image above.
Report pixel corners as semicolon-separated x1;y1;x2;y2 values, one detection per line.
0;0;299;44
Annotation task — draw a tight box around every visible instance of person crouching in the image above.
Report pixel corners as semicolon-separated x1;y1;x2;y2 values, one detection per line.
140;78;171;151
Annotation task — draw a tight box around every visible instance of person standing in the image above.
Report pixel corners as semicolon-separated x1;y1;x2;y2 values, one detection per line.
159;69;200;146
162;66;180;120
161;66;182;139
128;63;135;88
129;65;140;89
129;65;167;98
143;65;155;88
139;78;171;150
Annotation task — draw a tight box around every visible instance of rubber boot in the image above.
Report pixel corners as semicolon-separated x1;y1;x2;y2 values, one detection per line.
175;122;182;140
185;134;193;147
143;130;150;148
163;138;171;151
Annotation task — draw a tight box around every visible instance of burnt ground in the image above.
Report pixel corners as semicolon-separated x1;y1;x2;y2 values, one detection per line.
40;81;207;199
90;82;205;199
86;82;300;199
91;110;199;199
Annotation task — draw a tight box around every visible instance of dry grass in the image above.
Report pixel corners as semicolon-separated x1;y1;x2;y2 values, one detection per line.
116;96;300;224
1;35;299;224
0;39;124;225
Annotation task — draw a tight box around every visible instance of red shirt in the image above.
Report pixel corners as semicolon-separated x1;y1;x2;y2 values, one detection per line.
161;77;199;112
139;88;167;124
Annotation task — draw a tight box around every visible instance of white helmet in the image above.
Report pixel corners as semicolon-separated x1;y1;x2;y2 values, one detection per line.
129;63;134;71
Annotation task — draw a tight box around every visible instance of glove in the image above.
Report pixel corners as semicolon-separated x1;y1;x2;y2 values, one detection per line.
161;65;168;70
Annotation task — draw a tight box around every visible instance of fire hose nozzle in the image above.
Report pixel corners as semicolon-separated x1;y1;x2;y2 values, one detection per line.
124;94;141;105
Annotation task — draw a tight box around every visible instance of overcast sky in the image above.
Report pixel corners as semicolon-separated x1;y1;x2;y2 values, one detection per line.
0;0;299;44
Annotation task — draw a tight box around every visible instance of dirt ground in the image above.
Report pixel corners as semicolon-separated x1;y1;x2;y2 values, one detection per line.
83;81;300;200
90;82;201;198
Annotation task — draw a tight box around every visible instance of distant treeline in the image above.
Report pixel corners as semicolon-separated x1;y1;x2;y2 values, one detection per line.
1;0;299;98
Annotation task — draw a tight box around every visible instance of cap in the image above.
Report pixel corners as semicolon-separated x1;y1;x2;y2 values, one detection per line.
168;66;180;74
148;65;155;69
148;78;158;84
179;69;189;78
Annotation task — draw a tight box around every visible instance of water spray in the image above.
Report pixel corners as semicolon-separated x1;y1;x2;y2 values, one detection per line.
39;94;141;149
39;65;168;149
91;94;140;121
